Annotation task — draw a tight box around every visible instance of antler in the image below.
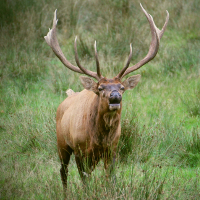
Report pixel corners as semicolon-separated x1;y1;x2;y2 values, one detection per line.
116;4;169;79
44;10;103;81
94;41;102;79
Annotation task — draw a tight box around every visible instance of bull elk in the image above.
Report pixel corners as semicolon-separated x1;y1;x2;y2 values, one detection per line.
44;4;169;191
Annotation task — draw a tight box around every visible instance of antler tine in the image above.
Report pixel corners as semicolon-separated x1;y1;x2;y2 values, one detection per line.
118;4;169;79
116;43;132;79
155;10;169;39
74;37;102;80
74;37;88;75
44;10;102;81
94;41;102;79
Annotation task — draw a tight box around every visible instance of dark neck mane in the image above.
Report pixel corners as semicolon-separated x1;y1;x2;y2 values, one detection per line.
88;95;121;147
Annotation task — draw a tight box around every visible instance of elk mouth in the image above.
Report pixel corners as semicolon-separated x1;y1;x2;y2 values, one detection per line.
109;103;121;111
109;98;121;111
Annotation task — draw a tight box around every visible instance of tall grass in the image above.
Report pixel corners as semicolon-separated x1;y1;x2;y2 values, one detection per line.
0;0;200;199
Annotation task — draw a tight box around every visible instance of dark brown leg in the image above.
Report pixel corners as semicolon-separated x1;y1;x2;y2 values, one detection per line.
86;155;100;175
59;145;73;192
75;151;99;181
75;154;88;183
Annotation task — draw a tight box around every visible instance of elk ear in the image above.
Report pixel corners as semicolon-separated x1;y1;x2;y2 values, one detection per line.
122;74;141;90
79;76;98;93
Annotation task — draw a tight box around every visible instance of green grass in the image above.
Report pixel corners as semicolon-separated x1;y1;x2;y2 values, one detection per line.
0;0;200;199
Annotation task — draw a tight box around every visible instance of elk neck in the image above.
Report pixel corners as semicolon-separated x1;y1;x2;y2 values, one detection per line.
89;93;122;147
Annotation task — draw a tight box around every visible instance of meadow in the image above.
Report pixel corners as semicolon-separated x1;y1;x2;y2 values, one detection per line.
0;0;200;199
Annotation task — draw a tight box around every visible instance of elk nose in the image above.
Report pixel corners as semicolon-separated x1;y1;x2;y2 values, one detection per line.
109;90;122;104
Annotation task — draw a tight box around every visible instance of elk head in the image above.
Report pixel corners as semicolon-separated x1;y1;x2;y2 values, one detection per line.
44;4;169;111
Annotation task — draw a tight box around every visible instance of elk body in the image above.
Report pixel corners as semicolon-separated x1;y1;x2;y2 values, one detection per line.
45;4;169;191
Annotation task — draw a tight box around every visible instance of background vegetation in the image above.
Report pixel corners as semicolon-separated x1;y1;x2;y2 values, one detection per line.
0;0;199;199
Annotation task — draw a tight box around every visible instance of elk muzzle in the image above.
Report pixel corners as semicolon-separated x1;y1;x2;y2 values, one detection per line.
109;90;122;111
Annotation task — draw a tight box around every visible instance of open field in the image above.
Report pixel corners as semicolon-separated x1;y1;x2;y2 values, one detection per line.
0;0;200;199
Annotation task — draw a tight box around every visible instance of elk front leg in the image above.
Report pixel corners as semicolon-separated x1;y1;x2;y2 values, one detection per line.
58;145;73;193
75;154;88;183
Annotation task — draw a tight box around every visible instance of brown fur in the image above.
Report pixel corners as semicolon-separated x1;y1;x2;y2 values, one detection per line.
56;76;141;191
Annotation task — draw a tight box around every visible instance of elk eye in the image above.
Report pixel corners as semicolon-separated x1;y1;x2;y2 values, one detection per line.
120;86;125;90
98;87;103;91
